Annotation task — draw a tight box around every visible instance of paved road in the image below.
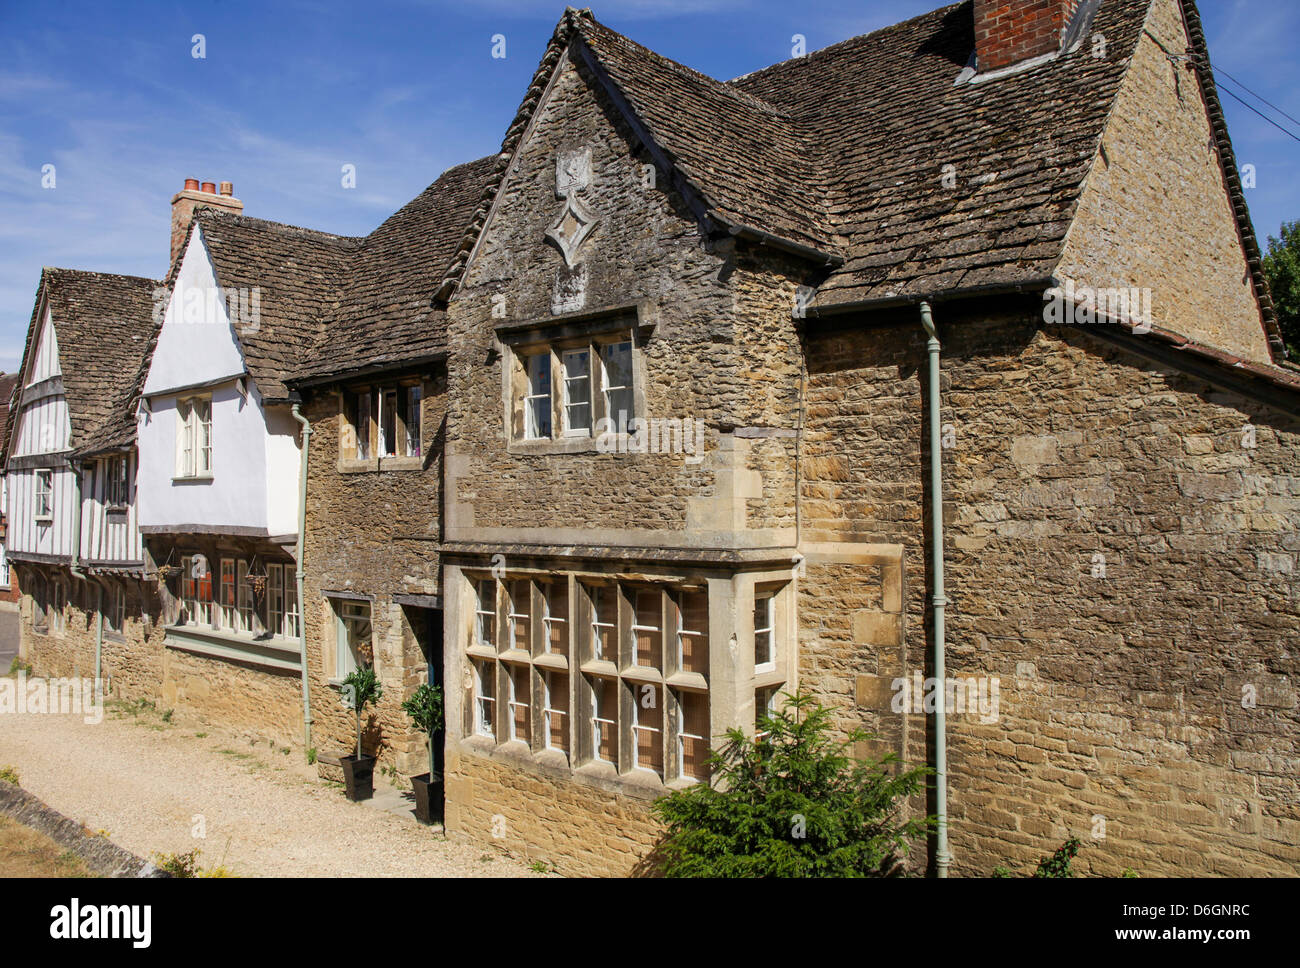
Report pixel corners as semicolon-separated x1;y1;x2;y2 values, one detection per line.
0;609;17;672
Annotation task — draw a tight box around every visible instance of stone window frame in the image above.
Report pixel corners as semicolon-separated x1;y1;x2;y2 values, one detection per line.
327;594;374;685
497;304;653;456
462;570;714;788
337;377;425;474
50;578;66;636
104;580;128;640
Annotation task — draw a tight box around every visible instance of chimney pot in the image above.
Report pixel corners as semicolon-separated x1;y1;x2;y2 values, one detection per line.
171;178;244;271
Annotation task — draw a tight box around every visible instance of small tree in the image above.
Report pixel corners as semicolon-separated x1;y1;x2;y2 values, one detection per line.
401;682;444;778
649;690;931;877
1263;220;1300;359
340;665;382;759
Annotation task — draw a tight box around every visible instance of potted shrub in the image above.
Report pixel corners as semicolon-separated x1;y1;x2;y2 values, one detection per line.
339;665;383;802
401;682;444;824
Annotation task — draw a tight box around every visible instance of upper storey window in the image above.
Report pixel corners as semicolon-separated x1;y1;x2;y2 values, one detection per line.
500;309;646;453
341;381;423;465
175;396;213;479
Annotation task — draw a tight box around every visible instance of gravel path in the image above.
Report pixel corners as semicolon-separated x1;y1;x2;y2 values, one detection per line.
0;703;538;878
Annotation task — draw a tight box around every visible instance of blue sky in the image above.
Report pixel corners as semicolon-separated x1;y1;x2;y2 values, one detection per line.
1;0;1297;371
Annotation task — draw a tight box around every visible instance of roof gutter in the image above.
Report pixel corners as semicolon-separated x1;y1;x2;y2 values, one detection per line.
707;211;845;269
287;351;449;392
803;276;1060;319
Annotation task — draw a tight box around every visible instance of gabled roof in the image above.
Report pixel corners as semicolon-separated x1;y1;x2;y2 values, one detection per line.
0;373;20;459
729;0;1148;305
183;210;359;402
8;268;160;459
170;157;497;395
434;1;1279;359
293;155;497;384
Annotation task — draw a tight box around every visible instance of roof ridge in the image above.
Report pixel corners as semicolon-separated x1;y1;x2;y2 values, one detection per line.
727;1;966;86
195;207;364;246
42;266;161;287
578;15;792;120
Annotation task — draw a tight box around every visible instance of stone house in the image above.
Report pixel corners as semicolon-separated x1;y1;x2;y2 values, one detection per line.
6;0;1298;879
430;0;1298;877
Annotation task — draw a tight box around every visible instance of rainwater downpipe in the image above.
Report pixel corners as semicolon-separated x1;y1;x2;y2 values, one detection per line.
919;301;952;879
291;403;314;753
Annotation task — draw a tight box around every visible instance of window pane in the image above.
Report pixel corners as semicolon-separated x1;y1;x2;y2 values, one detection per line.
474;660;496;738
268;564;284;637
587;584;616;662
525;354;552;439
633;588;661;669
543;581;568;656
406;386;422;457
678;690;711;782
356;392;372;459
562;349;591;434
475;579;496;648
676;590;708;676
755;594;774;667
508;664;530;743
601;340;633;429
545;671;569;754
220;559;236;630
632;683;663;776
380;389;398;457
509;580;530;652
237;561;253;633
590;676;618;766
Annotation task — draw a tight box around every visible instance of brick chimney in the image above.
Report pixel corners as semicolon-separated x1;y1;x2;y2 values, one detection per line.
973;0;1083;72
170;178;243;269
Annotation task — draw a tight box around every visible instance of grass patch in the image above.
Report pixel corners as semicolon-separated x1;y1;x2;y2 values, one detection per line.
0;815;94;878
0;765;19;786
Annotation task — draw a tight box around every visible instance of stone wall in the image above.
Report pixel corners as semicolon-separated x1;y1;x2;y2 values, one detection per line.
803;307;1300;877
444;745;662;877
445;48;813;554
1057;0;1270;363
16;561;303;747
300;375;445;774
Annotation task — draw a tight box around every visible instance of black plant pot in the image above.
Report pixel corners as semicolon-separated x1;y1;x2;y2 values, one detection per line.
411;773;444;824
341;754;375;802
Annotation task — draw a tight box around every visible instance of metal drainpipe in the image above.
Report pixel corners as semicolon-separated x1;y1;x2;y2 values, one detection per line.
291;404;313;753
919;301;952;878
